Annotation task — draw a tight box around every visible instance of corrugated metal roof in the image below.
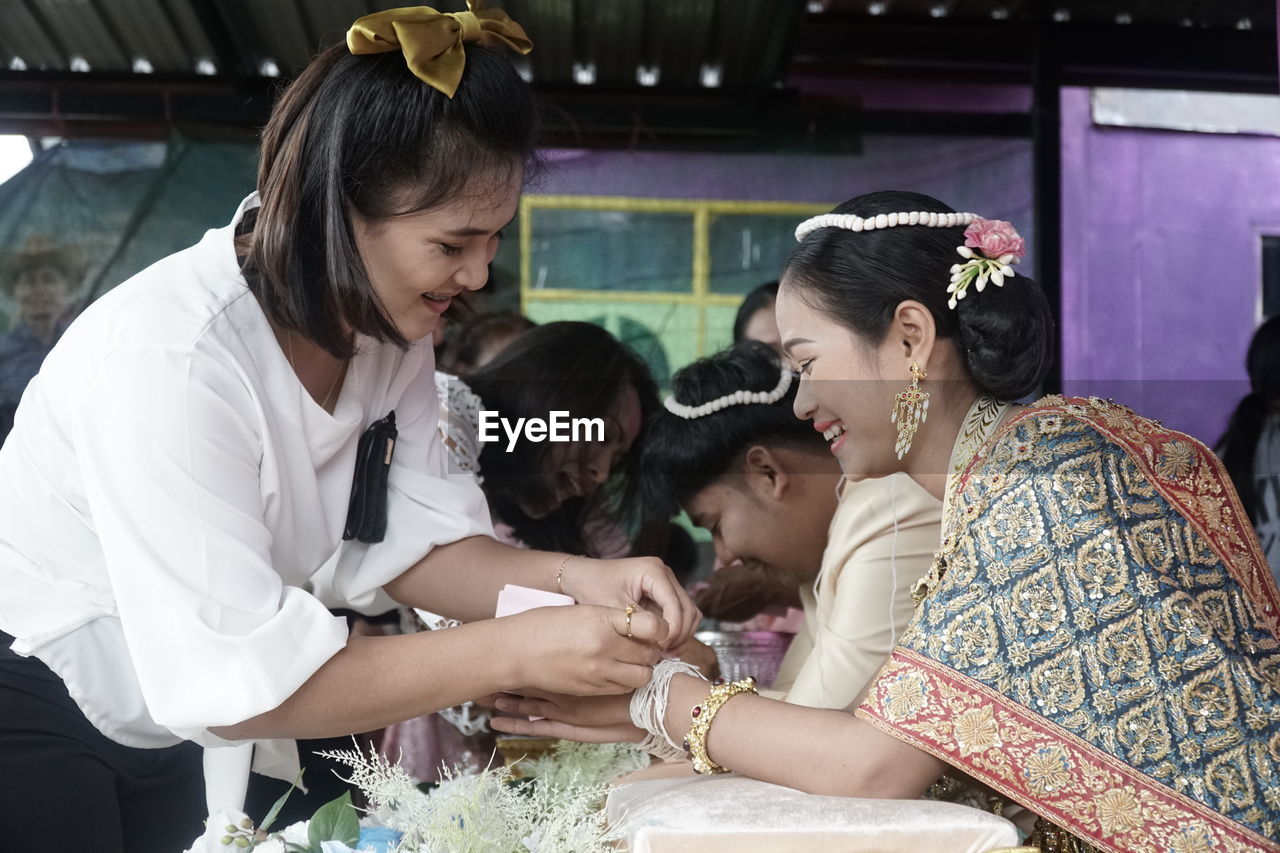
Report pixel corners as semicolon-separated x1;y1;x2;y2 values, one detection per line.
818;0;1274;28
0;0;799;87
1;0;1271;82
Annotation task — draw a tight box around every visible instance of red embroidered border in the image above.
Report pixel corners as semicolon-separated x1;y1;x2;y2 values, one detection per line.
857;649;1279;853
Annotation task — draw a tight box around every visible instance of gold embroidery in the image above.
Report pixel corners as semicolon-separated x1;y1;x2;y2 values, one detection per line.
877;397;1280;851
883;669;930;721
1024;744;1074;796
861;654;1278;853
954;704;1003;756
1165;825;1216;853
913;396;1013;608
1094;787;1144;834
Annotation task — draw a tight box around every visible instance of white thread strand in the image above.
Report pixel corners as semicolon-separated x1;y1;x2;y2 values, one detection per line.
888;473;899;651
631;658;706;760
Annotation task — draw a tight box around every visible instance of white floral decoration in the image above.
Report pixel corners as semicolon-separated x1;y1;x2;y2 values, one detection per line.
187;741;646;853
947;247;1017;310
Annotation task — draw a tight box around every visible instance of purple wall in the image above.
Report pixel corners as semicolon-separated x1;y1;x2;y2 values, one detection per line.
1060;86;1271;444
537;137;1035;282
540;136;1032;219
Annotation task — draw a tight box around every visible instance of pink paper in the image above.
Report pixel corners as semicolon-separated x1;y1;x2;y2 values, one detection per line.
495;584;575;618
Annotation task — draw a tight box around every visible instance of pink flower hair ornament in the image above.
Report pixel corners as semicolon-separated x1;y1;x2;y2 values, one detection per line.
947;218;1026;310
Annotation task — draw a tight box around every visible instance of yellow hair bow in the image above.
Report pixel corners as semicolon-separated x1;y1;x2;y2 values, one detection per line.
346;2;532;98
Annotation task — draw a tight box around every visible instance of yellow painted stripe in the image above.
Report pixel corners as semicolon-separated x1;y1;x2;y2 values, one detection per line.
692;206;710;355
518;197;533;313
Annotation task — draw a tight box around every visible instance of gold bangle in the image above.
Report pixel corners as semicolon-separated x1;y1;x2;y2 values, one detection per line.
683;676;757;775
555;554;575;594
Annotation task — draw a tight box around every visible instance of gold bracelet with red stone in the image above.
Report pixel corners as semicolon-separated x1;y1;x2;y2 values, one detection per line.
683;676;757;775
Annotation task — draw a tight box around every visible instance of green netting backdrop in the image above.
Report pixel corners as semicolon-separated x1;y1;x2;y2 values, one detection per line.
0;135;259;327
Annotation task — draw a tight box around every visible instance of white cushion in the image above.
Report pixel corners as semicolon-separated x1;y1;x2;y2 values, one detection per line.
608;774;1020;853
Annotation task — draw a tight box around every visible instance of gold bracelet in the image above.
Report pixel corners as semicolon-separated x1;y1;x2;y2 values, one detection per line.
555;554;575;595
683;676;757;775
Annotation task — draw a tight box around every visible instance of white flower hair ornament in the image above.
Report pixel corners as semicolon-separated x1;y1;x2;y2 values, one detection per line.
947;218;1026;309
793;210;1027;310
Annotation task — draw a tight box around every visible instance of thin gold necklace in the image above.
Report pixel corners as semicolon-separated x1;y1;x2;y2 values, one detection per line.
286;332;344;412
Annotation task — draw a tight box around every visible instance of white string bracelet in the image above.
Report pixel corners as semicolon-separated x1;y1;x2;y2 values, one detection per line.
663;366;793;420
631;658;706;761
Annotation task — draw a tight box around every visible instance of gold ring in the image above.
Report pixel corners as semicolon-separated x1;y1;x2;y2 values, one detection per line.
625;603;636;637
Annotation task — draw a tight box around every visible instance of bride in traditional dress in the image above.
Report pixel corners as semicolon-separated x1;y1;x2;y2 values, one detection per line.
494;190;1280;853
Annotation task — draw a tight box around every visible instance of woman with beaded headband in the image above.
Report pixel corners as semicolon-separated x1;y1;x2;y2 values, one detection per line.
494;190;1280;853
0;5;699;849
639;339;942;713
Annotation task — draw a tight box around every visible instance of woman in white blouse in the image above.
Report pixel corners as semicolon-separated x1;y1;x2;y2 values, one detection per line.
0;10;696;852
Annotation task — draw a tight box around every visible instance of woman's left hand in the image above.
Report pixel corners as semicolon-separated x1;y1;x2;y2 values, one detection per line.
492;688;633;727
560;556;701;650
488;690;643;744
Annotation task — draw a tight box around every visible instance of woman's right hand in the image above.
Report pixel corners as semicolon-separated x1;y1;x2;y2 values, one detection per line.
559;556;702;651
500;604;663;696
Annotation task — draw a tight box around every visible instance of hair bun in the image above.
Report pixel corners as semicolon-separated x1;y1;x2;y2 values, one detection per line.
954;272;1055;400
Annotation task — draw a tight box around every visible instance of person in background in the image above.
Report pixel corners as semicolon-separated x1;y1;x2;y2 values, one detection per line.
436;309;534;374
711;283;793;630
1218;313;1280;586
462;320;656;556
0;236;81;443
731;281;780;352
642;340;941;710
384;320;716;781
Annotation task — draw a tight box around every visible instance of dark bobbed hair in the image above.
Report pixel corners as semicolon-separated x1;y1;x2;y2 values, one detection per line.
732;281;779;343
1217;314;1280;523
244;42;537;359
639;341;826;520
438;310;536;374
464;321;659;555
784;190;1054;400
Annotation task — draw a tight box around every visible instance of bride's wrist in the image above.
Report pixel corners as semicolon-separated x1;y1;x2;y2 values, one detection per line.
663;674;709;744
630;660;705;761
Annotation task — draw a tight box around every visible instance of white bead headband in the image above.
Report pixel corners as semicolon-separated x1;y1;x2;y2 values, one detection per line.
794;210;1026;310
794;211;978;242
663;368;794;420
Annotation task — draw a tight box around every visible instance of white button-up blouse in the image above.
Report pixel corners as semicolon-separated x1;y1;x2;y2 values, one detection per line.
0;195;493;749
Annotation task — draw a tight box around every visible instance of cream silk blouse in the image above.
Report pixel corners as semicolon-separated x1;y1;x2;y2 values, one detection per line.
768;471;942;711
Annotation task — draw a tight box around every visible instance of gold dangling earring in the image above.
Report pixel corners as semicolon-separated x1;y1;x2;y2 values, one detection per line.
891;362;929;460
